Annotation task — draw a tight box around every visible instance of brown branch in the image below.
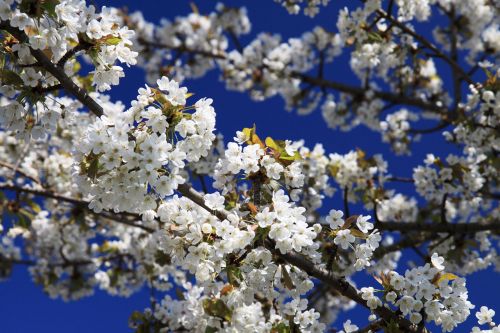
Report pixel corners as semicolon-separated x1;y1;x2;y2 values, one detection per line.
33;83;63;94
375;8;475;86
57;41;93;67
138;38;226;60
277;250;422;332
0;254;93;267
353;318;385;333
343;186;350;218
375;221;500;234
373;233;440;260
0;20;104;117
0;160;41;184
448;6;461;109
0;184;154;232
293;73;447;114
136;31;449;115
385;176;414;183
409;120;451;134
226;29;243;53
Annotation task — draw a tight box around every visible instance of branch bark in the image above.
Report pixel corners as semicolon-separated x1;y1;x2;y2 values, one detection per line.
278;250;423;332
375;221;500;234
0;21;104;117
375;8;475;86
0;184;154;232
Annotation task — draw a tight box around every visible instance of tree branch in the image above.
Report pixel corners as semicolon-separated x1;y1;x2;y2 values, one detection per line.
57;41;93;67
292;72;447;114
375;8;475;86
138;38;226;60
0;160;41;184
0;184;154;232
353;318;385;333
375;221;500;234
0;20;104;117
277;250;422;332
134;31;450;115
373;233;441;260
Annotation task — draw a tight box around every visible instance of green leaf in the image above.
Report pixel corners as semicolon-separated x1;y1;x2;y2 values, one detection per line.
17;212;31;229
386;320;402;333
367;31;384;43
203;298;232;321
227;266;243;287
349;228;368;239
103;36;122;45
0;69;24;87
0;54;6;71
279;151;300;161
241;124;264;147
41;0;60;18
271;322;291;333
265;137;281;152
27;199;41;213
129;311;144;323
175;287;186;301
434;272;458;285
154;251;171;266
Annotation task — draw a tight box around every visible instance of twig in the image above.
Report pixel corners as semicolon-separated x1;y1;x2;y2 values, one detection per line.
375;221;500;234
353;318;385;333
0;20;104;117
0;160;41;184
343;186;350;219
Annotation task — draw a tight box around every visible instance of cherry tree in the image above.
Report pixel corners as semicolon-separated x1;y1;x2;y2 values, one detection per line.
0;0;499;332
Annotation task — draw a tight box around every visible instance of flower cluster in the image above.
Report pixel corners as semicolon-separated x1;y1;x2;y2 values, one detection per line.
380;109;419;155
146;250;326;332
273;0;331;17
212;128;322;256
413;153;486;203
329;149;388;205
0;0;137;139
74;77;216;216
471;306;499;333
324;212;381;272
220;27;342;113
0;1;499;332
123;4;250;84
376;254;474;332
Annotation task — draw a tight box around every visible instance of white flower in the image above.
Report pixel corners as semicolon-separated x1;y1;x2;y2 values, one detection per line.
339;320;358;333
284;139;300;156
157;76;188;106
204;192;225;211
431;253;445;271
255;207;276;228
410;312;422;325
385;291;397;303
264;161;284;180
326;209;344;229
233;130;248;144
390;274;405;290
396;295;415;315
476;306;495;325
356;215;373;234
10;13;32;30
334;229;355;249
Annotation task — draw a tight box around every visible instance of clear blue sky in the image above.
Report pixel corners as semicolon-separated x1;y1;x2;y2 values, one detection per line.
1;1;498;332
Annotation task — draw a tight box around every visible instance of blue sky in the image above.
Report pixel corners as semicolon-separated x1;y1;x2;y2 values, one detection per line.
1;1;499;332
